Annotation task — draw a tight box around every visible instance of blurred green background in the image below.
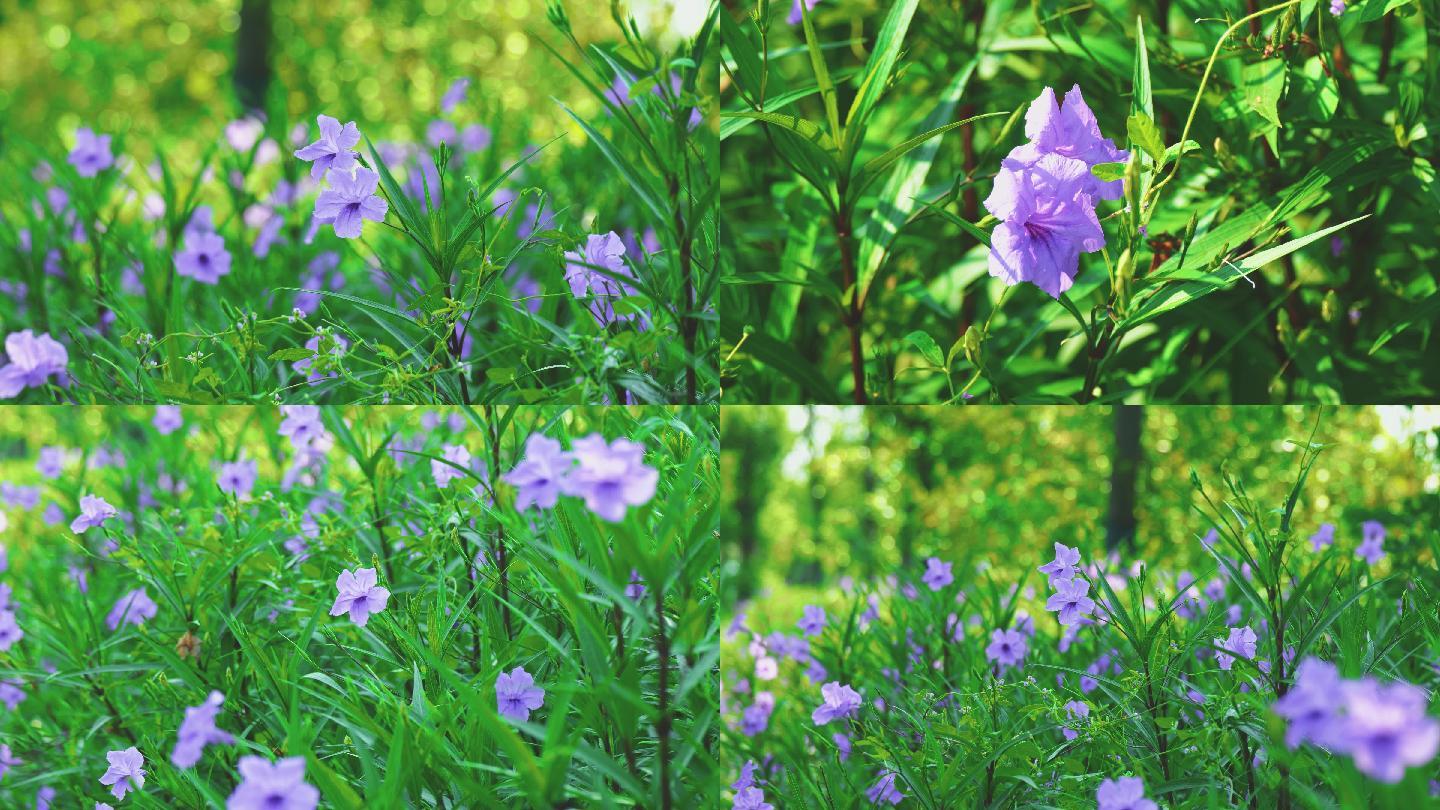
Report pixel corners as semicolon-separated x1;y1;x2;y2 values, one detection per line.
0;0;699;162
722;406;1440;600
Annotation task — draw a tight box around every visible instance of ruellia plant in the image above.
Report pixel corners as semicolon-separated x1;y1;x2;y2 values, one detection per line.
0;404;719;807
719;0;1439;404
0;2;719;405
722;426;1440;808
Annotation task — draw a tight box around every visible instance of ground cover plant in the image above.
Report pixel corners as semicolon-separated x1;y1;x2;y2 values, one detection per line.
0;403;720;807
719;0;1440;404
720;405;1440;807
0;1;719;404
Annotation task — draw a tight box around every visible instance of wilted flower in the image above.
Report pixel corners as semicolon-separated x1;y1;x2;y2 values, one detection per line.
98;747;145;800
811;682;861;725
175;630;202;661
294;115;360;180
329;567;390;627
227;756;320;810
172;691;234;768
495;666;546;721
0;330;69;398
71;494;118;533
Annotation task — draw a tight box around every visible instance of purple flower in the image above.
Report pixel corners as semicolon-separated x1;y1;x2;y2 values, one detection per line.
1339;677;1439;783
501;434;573;510
732;760;758;790
1062;700;1089;741
797;604;826;637
0;330;69;398
0;743;20;780
218;459;258;500
811;681;861;725
1216;625;1257;671
314;167;388;239
1330;0;1346;14
36;786;55;810
922;556;954;590
984;152;1104;298
1046;577;1096;626
172;691;235;768
563;232;646;329
433;444;472;489
624;569;646;601
153;405;183;435
227;756;319;810
69;127;115;177
71;493;118;533
293;115;360;180
495;665;546;721
833;731;851;761
460;124;492;152
1096;775;1156;810
426;119;458;148
175;232;233;284
740;702;771;736
563;435;659;522
1273;657;1343;749
294;333;348;383
0;611;22;651
107;588;157;630
1009;85;1128;200
36;446;65;478
986;627;1028;672
441;78;470;113
98;747;145;800
733;786;774;810
1356;520;1385;565
1038;542;1081;583
787;0;822;24
1308;522;1335;551
0;678;24;709
329;567;390;627
865;771;904;805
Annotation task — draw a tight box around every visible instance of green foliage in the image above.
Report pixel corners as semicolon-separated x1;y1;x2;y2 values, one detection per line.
719;1;1440;404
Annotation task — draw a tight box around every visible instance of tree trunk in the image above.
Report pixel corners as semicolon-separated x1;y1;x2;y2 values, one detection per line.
234;0;272;112
1106;406;1145;554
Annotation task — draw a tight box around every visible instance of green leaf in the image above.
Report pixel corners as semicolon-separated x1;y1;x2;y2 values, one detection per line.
1091;162;1125;182
1242;60;1286;128
843;0;920;149
1132;15;1152;120
1126;112;1165;165
719;111;835;152
1369;293;1440;355
903;330;945;368
798;0;841;140
268;347;315;362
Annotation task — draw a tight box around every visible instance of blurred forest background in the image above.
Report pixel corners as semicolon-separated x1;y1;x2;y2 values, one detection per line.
722;406;1440;601
0;0;701;161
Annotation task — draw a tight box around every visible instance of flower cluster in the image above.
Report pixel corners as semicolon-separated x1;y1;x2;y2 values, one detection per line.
295;114;388;239
1038;542;1095;627
984;85;1128;298
1273;657;1439;783
503;431;659;522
